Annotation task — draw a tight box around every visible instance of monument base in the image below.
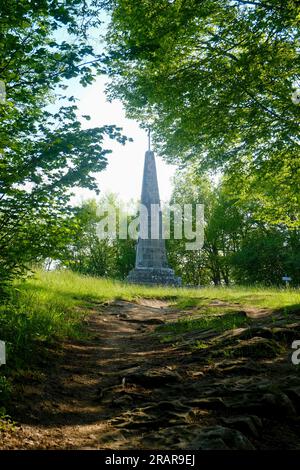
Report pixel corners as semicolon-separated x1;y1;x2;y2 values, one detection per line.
127;267;181;286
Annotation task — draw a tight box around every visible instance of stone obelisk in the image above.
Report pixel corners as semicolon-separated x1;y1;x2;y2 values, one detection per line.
127;132;181;286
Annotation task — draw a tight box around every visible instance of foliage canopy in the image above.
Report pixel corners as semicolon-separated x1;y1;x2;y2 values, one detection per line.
0;0;126;285
106;0;300;226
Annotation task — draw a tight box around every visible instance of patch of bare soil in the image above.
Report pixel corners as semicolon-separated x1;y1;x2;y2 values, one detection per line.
1;301;300;449
208;300;272;318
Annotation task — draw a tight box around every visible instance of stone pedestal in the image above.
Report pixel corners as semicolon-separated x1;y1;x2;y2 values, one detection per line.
127;267;181;286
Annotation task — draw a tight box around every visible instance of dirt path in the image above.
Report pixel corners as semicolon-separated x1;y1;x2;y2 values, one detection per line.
1;300;300;449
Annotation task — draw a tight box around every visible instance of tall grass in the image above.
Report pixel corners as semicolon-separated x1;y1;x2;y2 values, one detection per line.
1;269;300;366
19;269;300;310
0;282;85;371
1;269;300;408
1;269;299;368
158;310;250;336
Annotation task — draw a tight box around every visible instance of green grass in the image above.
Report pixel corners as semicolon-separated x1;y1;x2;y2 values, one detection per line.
0;277;87;371
7;269;300;360
2;269;299;366
1;269;300;408
173;287;300;311
157;309;250;345
0;407;15;432
16;269;300;310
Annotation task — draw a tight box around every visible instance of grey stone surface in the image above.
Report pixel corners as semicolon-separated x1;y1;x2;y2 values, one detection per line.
127;150;181;286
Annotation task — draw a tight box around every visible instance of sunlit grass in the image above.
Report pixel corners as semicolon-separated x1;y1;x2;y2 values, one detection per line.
7;268;297;362
157;311;249;338
2;268;300;366
1;269;300;407
17;269;300;312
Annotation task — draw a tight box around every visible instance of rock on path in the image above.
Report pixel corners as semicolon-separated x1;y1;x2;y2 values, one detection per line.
1;300;300;449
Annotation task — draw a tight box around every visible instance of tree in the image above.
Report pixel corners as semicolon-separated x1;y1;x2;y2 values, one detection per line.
205;188;244;285
105;0;300;227
65;196;135;279
167;168;300;286
230;218;300;285
167;169;212;285
0;1;127;287
231;227;287;284
168;168;245;285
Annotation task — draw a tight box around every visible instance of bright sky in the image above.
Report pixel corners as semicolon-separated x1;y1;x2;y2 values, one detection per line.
55;11;176;206
70;76;177;205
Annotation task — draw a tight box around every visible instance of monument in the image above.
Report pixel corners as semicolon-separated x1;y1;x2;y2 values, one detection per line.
127;132;181;286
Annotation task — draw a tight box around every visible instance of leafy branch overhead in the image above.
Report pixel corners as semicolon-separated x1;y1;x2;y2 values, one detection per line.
105;0;300;226
0;0;127;285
